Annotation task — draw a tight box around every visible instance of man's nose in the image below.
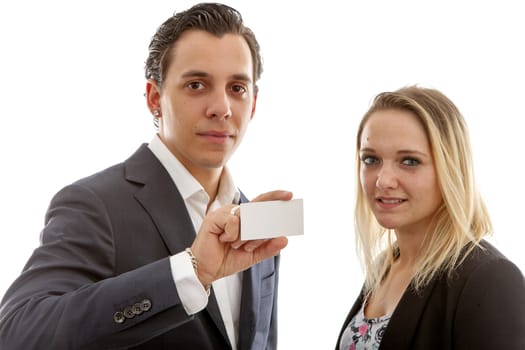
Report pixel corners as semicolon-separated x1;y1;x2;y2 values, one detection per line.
206;90;232;120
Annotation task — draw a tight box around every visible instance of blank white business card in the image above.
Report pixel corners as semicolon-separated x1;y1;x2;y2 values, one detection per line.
240;199;304;240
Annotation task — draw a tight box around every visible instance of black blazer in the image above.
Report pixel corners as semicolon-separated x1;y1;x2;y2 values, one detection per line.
0;144;280;350
336;241;525;349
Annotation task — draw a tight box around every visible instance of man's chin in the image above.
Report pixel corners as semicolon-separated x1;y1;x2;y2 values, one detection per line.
200;158;229;169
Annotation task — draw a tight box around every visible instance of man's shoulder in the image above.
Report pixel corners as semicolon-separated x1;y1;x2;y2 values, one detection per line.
69;143;155;192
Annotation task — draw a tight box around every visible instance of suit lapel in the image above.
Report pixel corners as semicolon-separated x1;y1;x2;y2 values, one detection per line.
124;144;231;346
126;144;195;254
236;192;260;350
238;264;259;349
379;279;438;350
207;290;231;347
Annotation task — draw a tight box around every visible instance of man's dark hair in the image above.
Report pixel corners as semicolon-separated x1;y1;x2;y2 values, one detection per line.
145;2;262;89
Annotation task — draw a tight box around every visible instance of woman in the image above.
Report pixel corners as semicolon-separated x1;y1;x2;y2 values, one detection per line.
336;86;525;349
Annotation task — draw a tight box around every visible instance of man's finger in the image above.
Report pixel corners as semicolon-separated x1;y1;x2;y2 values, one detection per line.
252;237;288;263
251;190;293;203
242;239;268;252
217;208;240;242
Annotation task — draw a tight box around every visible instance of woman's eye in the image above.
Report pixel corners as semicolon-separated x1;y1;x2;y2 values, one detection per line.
402;158;420;166
361;155;378;165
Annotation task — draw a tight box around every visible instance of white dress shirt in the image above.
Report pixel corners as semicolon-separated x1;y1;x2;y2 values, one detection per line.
148;135;242;349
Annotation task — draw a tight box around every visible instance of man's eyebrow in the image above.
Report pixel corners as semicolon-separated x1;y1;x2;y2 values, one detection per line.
181;70;252;83
181;70;209;78
231;73;252;83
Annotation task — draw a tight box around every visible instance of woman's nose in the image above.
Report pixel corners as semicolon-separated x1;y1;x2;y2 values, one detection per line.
376;166;398;189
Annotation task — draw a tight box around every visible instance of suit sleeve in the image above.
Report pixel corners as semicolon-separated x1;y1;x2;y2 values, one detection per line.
454;256;525;349
265;255;280;350
0;184;193;350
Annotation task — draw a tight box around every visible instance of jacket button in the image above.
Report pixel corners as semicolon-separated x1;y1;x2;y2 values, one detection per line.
141;299;152;312
124;306;135;319
113;311;125;324
132;303;143;315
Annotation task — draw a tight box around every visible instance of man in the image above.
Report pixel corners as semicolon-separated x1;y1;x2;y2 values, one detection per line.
0;3;290;349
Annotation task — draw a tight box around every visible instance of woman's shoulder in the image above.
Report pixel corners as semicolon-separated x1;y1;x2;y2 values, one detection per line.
464;239;512;265
455;239;524;286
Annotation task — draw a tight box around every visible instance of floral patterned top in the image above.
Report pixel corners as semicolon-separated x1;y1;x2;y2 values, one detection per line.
339;299;391;350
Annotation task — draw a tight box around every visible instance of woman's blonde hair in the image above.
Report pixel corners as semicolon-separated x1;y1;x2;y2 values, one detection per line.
355;85;492;294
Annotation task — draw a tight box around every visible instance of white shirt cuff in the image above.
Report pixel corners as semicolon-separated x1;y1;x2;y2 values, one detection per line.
169;251;209;315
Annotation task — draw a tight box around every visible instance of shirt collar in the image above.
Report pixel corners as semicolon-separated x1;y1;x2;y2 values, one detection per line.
148;134;240;205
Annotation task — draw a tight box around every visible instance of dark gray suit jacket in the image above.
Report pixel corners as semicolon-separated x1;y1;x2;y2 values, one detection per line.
0;144;280;349
336;241;525;349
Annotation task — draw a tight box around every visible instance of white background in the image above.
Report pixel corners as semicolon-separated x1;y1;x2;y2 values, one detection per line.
1;1;524;348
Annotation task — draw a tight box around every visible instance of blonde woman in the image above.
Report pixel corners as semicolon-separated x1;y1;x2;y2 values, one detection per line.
337;86;525;349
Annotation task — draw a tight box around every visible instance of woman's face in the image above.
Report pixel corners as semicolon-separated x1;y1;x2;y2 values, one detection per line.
359;109;443;236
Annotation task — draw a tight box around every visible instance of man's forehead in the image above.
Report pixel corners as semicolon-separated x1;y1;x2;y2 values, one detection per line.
167;31;254;80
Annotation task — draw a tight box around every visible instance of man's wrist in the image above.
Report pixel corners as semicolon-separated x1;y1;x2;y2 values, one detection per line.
185;247;211;296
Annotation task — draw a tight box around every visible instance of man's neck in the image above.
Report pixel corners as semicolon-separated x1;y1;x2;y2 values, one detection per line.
191;167;223;208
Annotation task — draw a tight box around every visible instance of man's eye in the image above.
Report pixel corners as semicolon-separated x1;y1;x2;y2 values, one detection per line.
231;84;247;94
188;82;204;90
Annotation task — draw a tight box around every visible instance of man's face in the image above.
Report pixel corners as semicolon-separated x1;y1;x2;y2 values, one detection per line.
148;29;257;175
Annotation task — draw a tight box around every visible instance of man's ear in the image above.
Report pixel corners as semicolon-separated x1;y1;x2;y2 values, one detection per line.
145;79;161;115
250;92;258;120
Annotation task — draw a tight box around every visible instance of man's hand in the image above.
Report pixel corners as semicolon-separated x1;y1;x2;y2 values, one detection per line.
191;190;292;288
